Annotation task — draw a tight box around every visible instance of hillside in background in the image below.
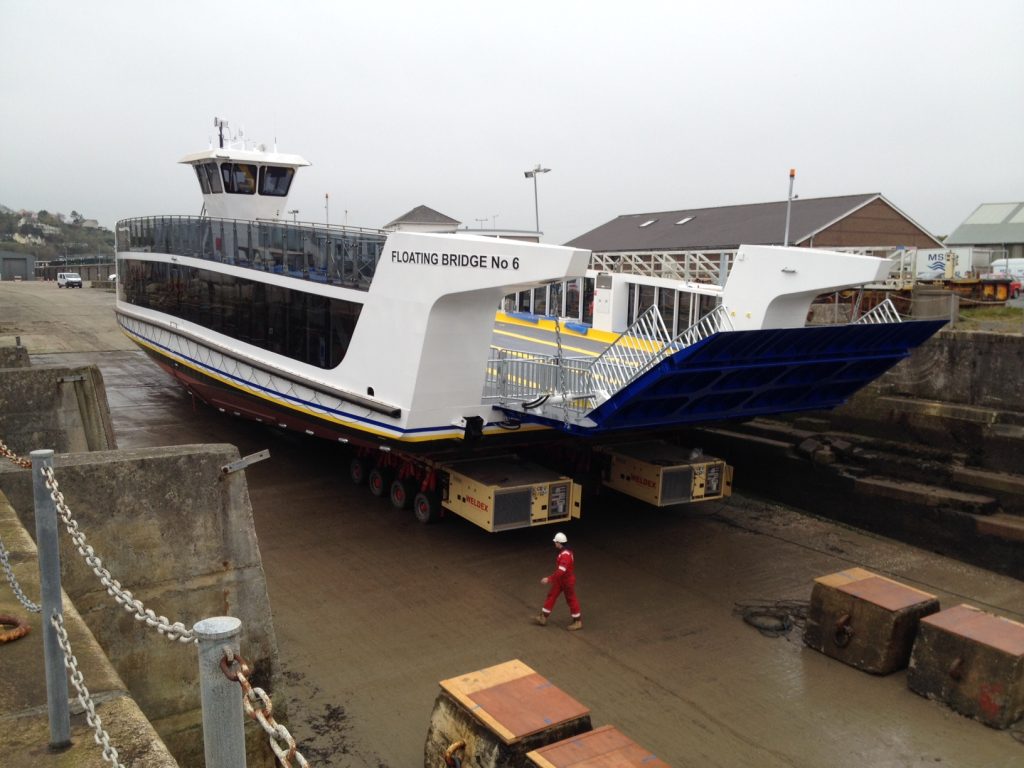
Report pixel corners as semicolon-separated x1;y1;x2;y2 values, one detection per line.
0;205;115;263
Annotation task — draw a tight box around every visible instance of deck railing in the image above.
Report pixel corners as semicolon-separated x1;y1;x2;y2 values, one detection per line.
854;298;902;324
484;304;734;415
115;216;387;291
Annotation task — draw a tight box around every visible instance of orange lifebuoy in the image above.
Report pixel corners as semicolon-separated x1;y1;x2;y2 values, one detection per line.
0;613;30;643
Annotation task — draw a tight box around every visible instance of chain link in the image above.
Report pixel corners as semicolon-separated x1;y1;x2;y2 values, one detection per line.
0;535;41;613
51;611;126;768
223;648;310;767
41;465;196;644
0;437;32;469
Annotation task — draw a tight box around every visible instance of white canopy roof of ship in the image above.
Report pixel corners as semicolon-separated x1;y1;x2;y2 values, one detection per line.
179;147;310;168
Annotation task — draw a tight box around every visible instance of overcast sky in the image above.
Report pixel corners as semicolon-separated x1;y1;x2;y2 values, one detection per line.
2;0;1021;245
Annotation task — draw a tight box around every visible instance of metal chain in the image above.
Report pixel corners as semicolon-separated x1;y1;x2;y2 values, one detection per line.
223;648;310;767
51;611;126;768
0;535;41;613
41;465;196;644
0;437;32;469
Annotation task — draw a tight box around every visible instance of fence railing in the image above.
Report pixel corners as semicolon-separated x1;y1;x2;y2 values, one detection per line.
483;303;734;417
0;439;310;767
116;215;387;292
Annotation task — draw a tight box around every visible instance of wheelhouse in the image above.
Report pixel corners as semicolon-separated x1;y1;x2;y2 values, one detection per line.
179;147;310;222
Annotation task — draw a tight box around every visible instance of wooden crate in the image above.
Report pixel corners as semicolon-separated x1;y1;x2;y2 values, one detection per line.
424;660;592;768
803;567;940;674
908;604;1024;729
526;725;670;767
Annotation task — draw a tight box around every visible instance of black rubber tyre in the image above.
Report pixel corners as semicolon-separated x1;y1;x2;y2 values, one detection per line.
413;492;441;524
367;467;394;498
349;456;368;485
389;478;417;510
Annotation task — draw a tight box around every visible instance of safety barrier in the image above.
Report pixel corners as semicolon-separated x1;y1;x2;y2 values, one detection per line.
0;438;310;767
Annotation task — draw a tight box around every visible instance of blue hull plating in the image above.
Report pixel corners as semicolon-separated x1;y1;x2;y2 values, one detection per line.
505;319;946;434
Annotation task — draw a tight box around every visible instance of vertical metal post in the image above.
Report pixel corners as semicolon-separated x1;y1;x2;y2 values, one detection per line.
31;449;71;750
784;168;796;246
194;616;246;768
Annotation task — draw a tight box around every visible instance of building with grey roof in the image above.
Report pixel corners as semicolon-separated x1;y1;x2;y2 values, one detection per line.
944;203;1024;260
383;205;461;233
568;193;942;253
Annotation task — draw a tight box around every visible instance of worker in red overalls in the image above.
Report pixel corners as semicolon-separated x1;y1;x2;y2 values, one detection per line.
533;532;582;631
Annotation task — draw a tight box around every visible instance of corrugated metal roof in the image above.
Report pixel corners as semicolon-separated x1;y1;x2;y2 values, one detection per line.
944;203;1024;246
565;194;887;251
384;205;461;228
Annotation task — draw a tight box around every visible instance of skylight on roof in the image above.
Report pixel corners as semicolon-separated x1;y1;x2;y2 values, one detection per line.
639;219;657;227
675;216;694;226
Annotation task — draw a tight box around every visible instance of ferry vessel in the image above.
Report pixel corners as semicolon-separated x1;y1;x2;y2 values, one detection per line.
113;122;945;529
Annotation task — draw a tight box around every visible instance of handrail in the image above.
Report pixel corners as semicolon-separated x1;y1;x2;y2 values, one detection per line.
854;298;902;324
483;304;734;415
114;215;387;292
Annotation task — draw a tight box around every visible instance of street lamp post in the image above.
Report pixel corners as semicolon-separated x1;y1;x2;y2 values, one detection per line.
784;168;796;246
523;164;551;234
288;209;299;224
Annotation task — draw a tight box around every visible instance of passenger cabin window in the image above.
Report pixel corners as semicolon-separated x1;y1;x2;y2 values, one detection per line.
259;166;294;197
220;163;257;194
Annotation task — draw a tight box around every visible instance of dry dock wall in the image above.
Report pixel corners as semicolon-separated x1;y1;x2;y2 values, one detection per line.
820;330;1024;473
0;362;116;455
0;446;280;767
0;491;179;766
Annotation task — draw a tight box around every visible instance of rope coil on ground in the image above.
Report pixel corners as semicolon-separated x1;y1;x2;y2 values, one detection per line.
733;599;810;638
0;612;30;643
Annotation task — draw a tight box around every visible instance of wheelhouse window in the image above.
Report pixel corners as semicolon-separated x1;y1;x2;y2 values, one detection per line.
259;166;294;197
220;163;257;194
194;165;211;194
204;162;223;193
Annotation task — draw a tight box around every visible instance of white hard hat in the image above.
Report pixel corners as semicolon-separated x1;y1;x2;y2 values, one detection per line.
552;532;567;544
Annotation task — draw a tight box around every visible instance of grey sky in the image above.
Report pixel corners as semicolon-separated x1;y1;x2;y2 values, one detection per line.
2;0;1021;246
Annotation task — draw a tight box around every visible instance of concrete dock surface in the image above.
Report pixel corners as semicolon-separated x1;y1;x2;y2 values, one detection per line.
2;280;1023;767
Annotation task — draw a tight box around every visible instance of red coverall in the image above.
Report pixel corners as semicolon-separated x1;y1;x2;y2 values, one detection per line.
542;547;581;619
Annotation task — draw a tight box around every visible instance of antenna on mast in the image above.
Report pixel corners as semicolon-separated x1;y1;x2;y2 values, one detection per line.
213;117;228;149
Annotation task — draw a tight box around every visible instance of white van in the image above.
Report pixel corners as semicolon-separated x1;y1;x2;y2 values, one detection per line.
57;272;83;288
988;258;1024;280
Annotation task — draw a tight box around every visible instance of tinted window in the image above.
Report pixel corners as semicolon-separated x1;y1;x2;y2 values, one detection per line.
204;163;223;193
259;166;294;197
220;163;257;194
194;165;210;194
120;258;362;369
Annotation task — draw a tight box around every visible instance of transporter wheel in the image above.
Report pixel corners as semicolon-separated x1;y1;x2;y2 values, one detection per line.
389;478;417;510
349;456;368;485
413;492;442;524
367;467;394;498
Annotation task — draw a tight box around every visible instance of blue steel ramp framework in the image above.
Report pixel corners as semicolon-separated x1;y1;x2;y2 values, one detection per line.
499;319;947;434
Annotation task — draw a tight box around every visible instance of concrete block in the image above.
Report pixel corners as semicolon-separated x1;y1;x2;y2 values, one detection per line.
908;604;1024;729
803;567;940;674
527;725;669;767
425;660;592;768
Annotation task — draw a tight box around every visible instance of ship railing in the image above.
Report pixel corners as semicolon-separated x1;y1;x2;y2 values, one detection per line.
115;216;387;292
588;250;731;284
854;298;902;324
484;304;733;413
